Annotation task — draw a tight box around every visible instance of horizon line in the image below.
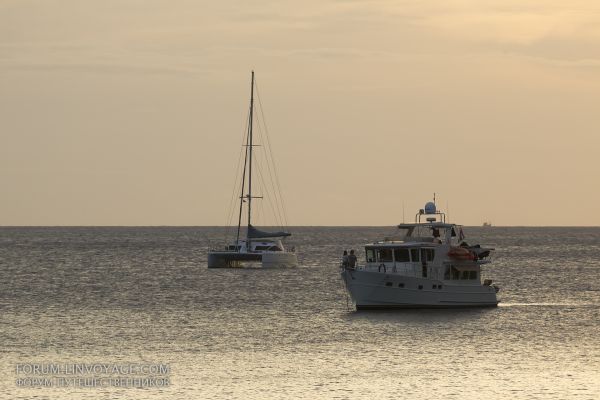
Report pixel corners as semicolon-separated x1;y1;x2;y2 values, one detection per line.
1;225;600;228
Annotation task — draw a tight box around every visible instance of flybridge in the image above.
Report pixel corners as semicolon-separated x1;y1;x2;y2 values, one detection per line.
392;201;465;245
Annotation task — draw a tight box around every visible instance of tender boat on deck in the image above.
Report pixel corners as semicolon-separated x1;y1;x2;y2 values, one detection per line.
341;202;499;309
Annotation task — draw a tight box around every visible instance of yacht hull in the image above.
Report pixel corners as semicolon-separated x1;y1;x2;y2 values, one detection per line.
341;269;498;309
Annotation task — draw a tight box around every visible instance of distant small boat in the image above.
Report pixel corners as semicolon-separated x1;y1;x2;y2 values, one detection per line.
207;72;297;268
482;222;492;227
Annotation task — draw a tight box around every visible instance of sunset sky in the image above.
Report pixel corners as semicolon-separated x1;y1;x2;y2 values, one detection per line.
2;0;599;226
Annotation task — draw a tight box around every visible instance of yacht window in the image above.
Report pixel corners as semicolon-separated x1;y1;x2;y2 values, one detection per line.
461;271;470;280
399;283;405;288
366;249;376;263
394;248;410;262
444;266;451;280
469;271;478;280
410;249;420;262
385;282;393;287
255;245;271;251
268;246;282;251
451;266;460;280
421;248;435;262
418;285;423;290
377;248;393;262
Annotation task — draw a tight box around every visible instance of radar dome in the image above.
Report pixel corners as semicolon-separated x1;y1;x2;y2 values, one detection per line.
424;202;436;214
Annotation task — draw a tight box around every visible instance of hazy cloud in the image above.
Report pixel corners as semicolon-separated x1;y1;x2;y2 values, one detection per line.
1;62;199;76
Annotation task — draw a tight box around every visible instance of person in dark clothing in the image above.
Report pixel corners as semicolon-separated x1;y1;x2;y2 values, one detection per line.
347;249;357;269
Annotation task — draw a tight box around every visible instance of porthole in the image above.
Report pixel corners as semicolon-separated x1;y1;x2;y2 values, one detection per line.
418;285;423;290
399;283;405;288
385;282;393;287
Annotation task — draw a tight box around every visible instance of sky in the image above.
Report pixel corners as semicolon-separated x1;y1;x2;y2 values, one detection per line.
1;0;599;226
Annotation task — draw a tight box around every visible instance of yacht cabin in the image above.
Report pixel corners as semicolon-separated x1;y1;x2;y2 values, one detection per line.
358;211;492;286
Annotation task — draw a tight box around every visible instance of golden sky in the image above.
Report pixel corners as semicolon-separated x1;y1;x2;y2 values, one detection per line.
1;0;599;226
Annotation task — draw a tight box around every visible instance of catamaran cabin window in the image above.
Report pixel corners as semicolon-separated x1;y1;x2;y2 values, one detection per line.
410;249;420;262
377;248;393;262
366;249;376;263
394;248;410;262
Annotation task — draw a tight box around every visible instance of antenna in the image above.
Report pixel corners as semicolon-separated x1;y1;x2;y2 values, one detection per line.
402;201;405;223
433;192;436;205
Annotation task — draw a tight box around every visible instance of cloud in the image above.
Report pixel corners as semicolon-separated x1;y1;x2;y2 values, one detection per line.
0;42;206;76
0;62;200;76
410;3;600;47
419;12;558;45
286;47;381;59
524;55;600;70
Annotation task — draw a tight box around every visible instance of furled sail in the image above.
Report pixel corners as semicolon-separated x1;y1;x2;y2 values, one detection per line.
247;224;291;238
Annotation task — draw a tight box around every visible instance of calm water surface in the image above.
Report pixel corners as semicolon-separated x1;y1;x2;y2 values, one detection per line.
0;227;599;399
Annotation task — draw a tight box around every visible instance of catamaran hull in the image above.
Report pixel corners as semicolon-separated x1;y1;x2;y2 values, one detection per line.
207;252;260;268
208;251;297;268
341;269;498;309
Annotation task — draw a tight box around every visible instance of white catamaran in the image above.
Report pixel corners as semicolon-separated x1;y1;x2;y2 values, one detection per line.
208;72;297;268
341;200;499;309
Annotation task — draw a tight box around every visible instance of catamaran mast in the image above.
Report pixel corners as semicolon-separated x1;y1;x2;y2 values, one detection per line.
235;72;255;249
247;71;254;244
235;123;249;248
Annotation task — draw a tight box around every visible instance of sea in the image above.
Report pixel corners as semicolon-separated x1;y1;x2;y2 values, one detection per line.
0;226;599;400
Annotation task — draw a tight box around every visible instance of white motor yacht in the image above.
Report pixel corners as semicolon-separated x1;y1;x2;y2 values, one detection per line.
341;201;498;309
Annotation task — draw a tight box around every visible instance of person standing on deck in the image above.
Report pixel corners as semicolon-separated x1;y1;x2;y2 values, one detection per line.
347;250;357;269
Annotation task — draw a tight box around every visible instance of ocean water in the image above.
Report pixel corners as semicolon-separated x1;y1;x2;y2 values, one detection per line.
0;226;599;399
